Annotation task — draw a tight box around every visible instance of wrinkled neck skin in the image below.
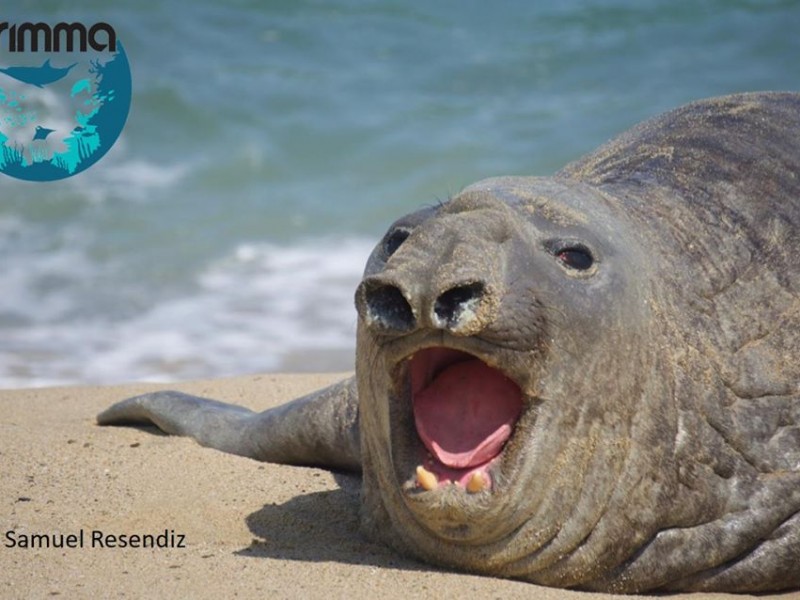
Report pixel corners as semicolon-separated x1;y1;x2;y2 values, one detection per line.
583;176;800;592
355;176;691;591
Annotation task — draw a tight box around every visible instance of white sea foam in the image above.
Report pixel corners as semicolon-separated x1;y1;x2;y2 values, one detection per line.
68;140;191;204
0;235;374;388
100;158;189;189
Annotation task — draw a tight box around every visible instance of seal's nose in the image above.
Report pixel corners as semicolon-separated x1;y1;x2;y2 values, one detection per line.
355;274;495;336
356;279;488;336
356;280;416;334
433;282;485;330
356;190;515;337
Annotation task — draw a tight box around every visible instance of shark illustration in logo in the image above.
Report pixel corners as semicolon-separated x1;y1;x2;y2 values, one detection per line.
0;59;77;88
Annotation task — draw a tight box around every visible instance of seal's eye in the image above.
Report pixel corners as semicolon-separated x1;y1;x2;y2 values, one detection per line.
384;228;411;257
545;239;595;272
556;246;594;271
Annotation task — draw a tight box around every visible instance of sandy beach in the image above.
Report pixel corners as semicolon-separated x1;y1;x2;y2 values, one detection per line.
1;373;798;599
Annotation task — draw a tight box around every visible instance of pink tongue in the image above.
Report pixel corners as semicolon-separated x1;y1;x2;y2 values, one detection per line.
413;359;523;469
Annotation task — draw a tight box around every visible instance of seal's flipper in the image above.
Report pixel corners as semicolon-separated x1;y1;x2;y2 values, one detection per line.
97;377;361;472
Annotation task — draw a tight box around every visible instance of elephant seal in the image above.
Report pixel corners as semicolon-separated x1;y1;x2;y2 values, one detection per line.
98;92;800;593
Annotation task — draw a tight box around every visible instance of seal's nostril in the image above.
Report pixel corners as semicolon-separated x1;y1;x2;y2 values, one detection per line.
362;283;415;333
434;282;485;329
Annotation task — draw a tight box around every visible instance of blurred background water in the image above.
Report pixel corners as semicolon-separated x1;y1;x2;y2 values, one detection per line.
1;0;798;387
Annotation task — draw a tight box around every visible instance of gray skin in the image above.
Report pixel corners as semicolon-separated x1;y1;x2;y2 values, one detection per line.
98;92;800;593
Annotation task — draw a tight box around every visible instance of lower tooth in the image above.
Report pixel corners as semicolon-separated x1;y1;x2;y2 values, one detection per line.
466;472;486;493
416;465;438;491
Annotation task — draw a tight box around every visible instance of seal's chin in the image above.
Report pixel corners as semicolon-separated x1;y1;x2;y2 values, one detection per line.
396;347;524;494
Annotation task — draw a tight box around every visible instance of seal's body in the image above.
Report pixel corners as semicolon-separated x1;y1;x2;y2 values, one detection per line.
99;92;800;593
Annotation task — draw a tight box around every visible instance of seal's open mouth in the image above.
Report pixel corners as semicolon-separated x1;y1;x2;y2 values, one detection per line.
406;347;524;493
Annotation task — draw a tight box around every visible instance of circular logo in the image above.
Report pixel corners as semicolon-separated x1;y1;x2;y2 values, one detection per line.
0;25;131;182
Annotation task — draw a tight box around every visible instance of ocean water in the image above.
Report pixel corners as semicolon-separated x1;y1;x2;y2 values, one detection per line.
1;1;798;387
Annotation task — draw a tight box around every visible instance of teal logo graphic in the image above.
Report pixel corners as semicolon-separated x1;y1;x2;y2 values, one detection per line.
0;22;131;182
